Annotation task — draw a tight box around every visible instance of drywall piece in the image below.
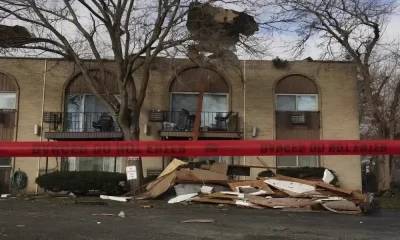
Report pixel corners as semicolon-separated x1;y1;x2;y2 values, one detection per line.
264;179;315;194
168;193;198;204
99;195;133;202
322;169;335;184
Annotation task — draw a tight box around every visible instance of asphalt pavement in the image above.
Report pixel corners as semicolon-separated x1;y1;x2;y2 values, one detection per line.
0;197;400;240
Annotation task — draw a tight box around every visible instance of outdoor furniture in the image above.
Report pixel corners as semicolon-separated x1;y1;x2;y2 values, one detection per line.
181;108;196;130
215;111;232;130
92;113;115;132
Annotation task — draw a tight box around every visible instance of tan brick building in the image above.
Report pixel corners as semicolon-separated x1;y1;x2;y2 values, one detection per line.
0;57;361;194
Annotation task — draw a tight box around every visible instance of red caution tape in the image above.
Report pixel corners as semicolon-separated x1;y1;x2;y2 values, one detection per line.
0;140;397;157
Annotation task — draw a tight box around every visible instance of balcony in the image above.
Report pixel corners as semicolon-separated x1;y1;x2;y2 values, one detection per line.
151;110;242;139
43;112;123;140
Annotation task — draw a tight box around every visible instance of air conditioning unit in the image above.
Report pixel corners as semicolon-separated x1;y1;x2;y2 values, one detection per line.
291;112;307;125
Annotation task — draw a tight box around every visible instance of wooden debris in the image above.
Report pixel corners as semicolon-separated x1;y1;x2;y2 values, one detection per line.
315;182;353;195
246;195;314;209
191;197;235;205
143;172;176;198
175;169;200;181
180;219;215;223
92;213;115;216
235;199;266;209
210;163;228;175
158;158;187;179
274;174;317;186
135;159;369;215
191;169;228;180
321;200;362;215
204;192;239;200
228;180;274;195
140;205;154;208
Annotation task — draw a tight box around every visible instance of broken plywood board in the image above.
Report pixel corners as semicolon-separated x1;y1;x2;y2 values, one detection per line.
145;172;177;198
191;197;235;205
350;191;368;202
146;171;175;191
210;163;228;174
316;182;352;195
158;158;187;179
191;169;228;181
228;180;274;195
203;192;239;200
246;195;314;209
175;168;200;181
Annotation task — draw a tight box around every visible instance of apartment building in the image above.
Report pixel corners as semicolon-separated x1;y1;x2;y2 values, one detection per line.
0;57;361;194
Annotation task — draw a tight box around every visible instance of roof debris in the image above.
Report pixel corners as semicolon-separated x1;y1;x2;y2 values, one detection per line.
122;159;373;215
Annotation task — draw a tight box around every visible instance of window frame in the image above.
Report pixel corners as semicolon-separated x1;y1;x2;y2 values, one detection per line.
276;155;320;168
0;157;12;168
276;93;319;112
0;91;17;110
170;92;229;113
67;156;123;172
65;93;121;113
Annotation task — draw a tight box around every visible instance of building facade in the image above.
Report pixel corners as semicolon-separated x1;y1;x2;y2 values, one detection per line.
0;57;361;194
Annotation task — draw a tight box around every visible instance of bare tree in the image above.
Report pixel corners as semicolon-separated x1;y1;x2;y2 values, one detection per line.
0;0;269;188
268;0;398;191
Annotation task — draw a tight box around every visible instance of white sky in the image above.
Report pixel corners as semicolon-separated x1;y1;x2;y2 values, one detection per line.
1;1;399;61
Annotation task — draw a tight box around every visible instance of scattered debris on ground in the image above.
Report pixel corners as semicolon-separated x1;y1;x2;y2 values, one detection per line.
111;159;374;215
180;219;215;223
92;213;115;216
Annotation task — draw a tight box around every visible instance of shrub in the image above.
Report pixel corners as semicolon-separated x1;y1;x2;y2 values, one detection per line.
277;167;339;186
35;171;128;196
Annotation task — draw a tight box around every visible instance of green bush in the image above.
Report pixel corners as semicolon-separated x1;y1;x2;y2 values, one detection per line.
35;171;128;196
277;167;339;186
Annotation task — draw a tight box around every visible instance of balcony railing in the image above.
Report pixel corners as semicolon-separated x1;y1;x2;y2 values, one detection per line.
43;112;121;133
160;111;239;132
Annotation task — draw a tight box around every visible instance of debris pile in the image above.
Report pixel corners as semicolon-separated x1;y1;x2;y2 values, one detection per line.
129;159;373;215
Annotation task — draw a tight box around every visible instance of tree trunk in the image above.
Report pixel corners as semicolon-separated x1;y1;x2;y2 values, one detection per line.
377;155;391;192
121;113;144;191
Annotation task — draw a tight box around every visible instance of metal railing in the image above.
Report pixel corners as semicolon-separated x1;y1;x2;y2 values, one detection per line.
161;111;239;132
44;112;121;133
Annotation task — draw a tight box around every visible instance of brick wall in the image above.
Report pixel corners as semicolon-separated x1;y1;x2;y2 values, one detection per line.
0;57;360;193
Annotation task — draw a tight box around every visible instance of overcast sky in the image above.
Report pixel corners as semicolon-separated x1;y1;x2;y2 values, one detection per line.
2;1;399;61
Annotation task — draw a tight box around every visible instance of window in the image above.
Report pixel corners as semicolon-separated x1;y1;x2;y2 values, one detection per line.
170;93;228;126
276;94;317;111
0;92;16;109
66;94;120;132
67;157;122;172
0;157;11;167
277;156;318;168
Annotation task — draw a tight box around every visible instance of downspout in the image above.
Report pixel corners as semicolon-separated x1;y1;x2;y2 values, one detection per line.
243;60;246;168
36;59;47;195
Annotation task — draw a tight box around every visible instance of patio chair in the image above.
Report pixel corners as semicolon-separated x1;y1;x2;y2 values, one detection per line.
181;108;196;130
215;111;232;130
92;113;115;132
